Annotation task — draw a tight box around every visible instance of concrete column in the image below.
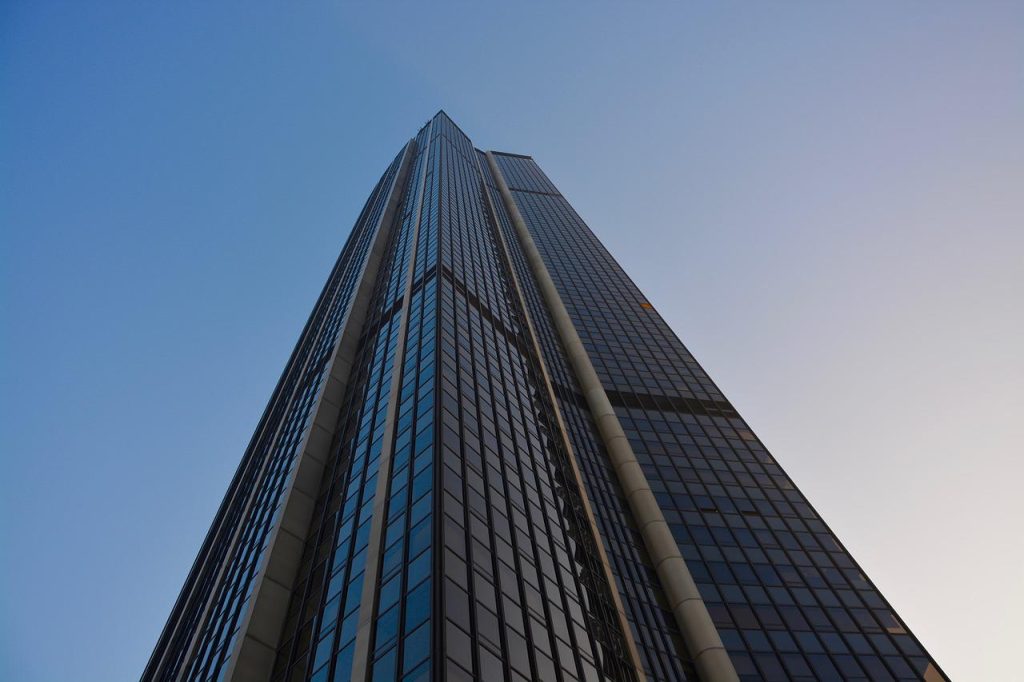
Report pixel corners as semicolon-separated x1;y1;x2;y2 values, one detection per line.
219;141;418;682
475;152;646;681
485;152;738;682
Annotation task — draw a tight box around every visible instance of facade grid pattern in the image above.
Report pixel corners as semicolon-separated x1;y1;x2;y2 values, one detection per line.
492;152;945;682
481;152;696;682
430;114;635;682
148;111;946;682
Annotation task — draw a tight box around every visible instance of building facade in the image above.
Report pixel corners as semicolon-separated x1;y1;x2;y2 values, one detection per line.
144;112;946;682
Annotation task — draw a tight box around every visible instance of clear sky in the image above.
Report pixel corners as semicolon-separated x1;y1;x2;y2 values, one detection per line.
2;3;1021;681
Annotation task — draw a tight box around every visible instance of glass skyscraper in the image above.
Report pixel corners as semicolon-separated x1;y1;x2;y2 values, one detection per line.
145;112;946;682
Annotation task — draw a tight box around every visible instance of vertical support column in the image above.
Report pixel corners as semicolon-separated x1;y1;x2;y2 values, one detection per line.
349;119;435;682
485;152;739;682
220;141;417;681
476;153;645;682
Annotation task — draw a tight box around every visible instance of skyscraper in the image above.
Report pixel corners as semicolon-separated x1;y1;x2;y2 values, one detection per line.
145;112;946;682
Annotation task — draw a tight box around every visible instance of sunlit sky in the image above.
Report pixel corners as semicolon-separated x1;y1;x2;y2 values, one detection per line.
3;4;1021;681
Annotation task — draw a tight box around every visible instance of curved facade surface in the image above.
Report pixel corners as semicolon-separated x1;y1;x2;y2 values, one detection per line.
146;111;946;682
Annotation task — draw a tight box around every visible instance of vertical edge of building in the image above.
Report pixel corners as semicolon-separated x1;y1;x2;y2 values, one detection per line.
486;150;949;682
223;139;418;681
143;138;416;682
485;151;739;682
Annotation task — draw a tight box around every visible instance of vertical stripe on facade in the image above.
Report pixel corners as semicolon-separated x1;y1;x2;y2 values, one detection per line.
486;151;739;682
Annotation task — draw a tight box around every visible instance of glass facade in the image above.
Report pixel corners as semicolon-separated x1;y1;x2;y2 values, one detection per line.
490;152;947;682
147;112;946;682
144;146;408;682
269;121;436;682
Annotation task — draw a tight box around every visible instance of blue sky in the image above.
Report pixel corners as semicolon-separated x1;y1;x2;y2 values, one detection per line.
2;3;1021;680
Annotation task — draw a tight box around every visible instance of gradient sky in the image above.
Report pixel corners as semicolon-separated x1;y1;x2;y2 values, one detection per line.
2;3;1021;681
